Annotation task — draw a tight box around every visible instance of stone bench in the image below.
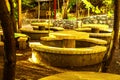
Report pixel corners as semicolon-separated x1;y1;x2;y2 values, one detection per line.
89;33;112;43
40;35;62;41
78;38;107;45
75;27;112;33
40;36;107;48
46;27;65;31
75;28;91;32
76;38;107;48
17;37;29;50
99;28;113;33
81;24;109;33
29;42;107;67
14;33;29;50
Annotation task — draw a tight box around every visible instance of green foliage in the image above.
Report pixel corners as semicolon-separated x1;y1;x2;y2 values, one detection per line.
81;0;114;15
82;0;94;9
69;0;76;8
103;0;114;16
103;0;113;6
13;0;37;20
22;0;37;10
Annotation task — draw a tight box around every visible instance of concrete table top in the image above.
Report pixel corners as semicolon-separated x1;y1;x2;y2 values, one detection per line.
50;30;89;48
31;22;53;27
39;71;120;80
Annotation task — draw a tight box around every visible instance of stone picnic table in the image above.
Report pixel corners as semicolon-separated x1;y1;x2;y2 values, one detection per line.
82;24;109;33
0;31;29;49
50;30;89;48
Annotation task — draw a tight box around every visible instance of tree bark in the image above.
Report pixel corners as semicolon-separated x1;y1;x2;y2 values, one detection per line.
101;0;120;72
0;0;16;80
62;0;69;19
9;0;17;32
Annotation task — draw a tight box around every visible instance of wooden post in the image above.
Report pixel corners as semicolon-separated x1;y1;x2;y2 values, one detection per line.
38;2;40;19
18;0;22;29
88;8;90;17
58;0;60;12
76;0;78;28
54;0;56;19
48;1;51;34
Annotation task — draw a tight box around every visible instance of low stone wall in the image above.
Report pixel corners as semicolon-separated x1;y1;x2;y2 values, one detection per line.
24;14;113;29
52;14;114;29
81;15;114;28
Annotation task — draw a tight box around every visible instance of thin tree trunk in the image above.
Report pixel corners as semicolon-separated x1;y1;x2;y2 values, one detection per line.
101;0;120;72
0;0;16;80
9;0;17;32
62;0;69;19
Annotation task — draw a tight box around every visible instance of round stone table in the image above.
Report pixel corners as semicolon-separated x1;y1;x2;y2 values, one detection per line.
50;30;89;48
39;71;120;80
31;22;53;27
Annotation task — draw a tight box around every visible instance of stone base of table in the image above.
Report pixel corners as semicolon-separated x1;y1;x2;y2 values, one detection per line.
63;39;75;48
91;28;99;33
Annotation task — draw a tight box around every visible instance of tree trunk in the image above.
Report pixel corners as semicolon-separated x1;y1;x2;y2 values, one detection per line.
0;0;16;80
9;0;17;32
62;0;69;19
101;0;120;72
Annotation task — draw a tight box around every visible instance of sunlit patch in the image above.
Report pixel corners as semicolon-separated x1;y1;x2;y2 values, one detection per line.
16;53;23;56
28;51;40;64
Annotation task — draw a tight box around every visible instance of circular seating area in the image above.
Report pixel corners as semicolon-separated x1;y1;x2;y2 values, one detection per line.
29;42;107;67
40;35;108;48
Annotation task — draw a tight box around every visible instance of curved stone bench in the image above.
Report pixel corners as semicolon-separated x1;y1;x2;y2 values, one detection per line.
46;27;65;31
40;35;63;47
75;28;91;32
89;33;112;43
99;28;113;33
76;38;107;48
29;42;107;67
20;29;53;40
82;24;109;29
75;27;112;33
78;38;107;45
40;36;107;48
